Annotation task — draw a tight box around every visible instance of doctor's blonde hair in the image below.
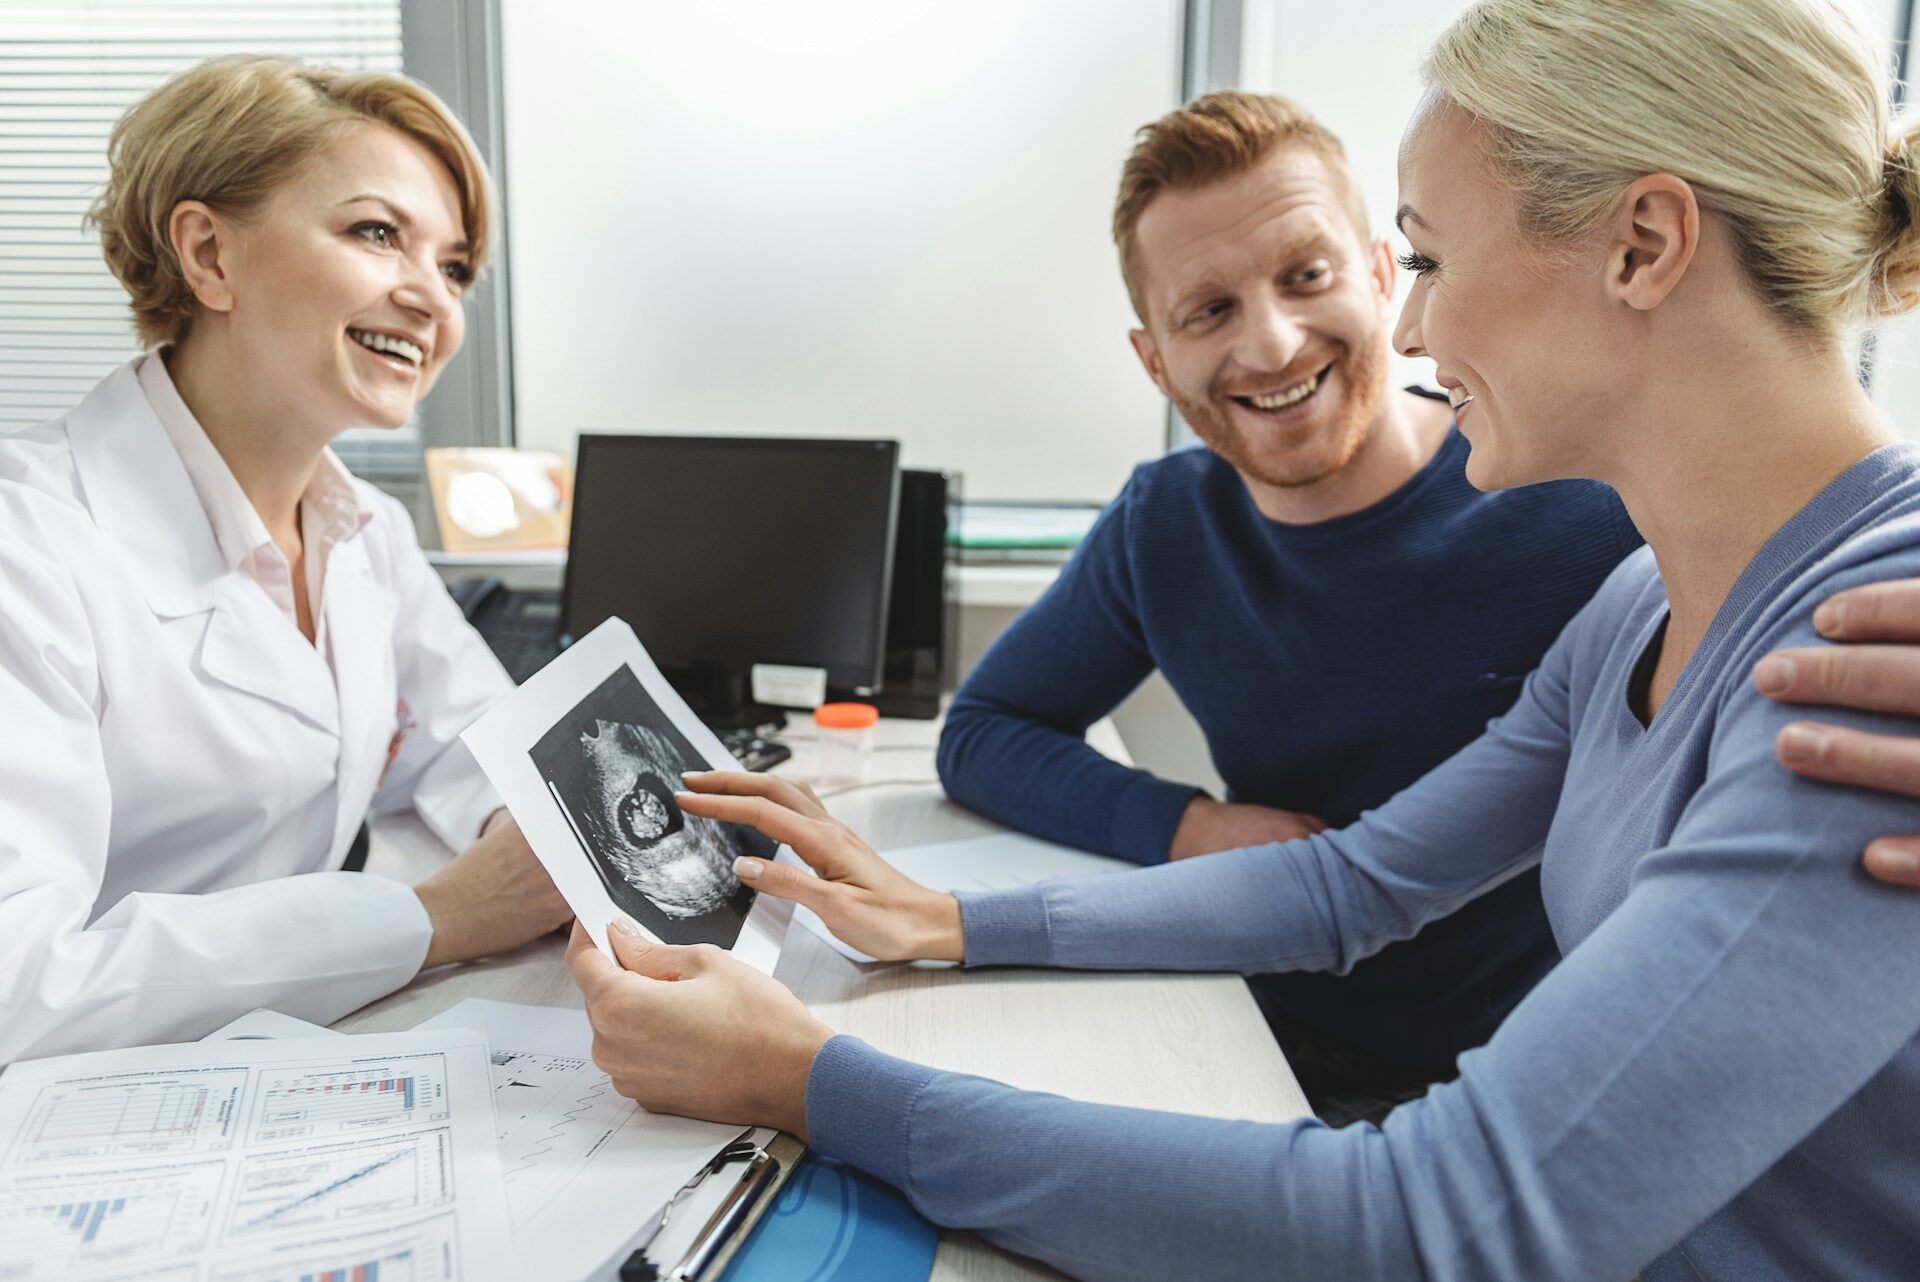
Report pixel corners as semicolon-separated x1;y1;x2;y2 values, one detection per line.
1426;0;1920;334
89;55;494;349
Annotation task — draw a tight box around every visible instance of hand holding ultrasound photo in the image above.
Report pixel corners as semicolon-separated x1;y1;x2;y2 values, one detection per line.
462;619;794;970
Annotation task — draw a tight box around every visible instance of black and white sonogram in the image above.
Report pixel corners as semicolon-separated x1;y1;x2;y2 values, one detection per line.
529;665;770;947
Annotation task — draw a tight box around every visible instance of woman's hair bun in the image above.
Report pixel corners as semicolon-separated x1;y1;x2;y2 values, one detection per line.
1428;0;1920;335
1873;114;1920;319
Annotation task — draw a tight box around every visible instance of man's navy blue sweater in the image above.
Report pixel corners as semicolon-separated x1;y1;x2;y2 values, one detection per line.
937;419;1645;1076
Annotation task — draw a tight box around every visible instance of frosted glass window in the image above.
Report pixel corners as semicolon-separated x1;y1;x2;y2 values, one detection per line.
1241;0;1462;393
499;0;1182;502
0;0;403;432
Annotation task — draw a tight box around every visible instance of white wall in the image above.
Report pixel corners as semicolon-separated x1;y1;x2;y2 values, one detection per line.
500;0;1183;502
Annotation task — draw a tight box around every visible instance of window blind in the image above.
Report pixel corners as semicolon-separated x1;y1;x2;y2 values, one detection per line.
0;1;404;432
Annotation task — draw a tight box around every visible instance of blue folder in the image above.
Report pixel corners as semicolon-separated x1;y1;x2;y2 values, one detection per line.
719;1154;938;1282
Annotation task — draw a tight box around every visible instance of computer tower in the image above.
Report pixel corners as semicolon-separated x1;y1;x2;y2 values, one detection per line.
865;468;959;719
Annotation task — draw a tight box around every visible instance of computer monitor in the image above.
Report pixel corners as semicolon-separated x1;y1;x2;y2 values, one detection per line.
870;468;959;720
562;435;901;725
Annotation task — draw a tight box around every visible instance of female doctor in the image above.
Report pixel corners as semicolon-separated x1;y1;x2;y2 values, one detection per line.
0;55;570;1065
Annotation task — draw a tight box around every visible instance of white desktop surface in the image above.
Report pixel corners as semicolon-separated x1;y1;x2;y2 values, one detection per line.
335;713;1311;1281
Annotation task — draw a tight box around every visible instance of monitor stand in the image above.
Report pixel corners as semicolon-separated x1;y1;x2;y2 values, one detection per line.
671;662;789;732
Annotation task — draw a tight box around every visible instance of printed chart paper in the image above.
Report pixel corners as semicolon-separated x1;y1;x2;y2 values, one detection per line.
462;618;793;970
0;1029;511;1282
420;999;748;1281
197;1005;750;1281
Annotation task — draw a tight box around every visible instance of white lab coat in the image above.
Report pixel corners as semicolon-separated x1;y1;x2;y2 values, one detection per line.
0;360;515;1065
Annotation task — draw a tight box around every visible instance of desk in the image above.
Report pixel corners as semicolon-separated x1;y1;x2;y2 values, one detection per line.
335;715;1311;1281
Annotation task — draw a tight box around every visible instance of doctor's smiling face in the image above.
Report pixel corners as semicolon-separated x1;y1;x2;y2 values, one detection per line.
172;122;473;434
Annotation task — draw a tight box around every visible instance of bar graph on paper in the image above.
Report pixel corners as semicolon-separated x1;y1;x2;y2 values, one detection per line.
295;1248;414;1282
8;1072;244;1165
0;1159;224;1273
208;1212;463;1282
233;1244;422;1282
250;1057;451;1142
264;1076;415;1126
0;1036;507;1282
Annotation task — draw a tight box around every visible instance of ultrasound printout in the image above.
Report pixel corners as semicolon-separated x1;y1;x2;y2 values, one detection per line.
462;618;793;971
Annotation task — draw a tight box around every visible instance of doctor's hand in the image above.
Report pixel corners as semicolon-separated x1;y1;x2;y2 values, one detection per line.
567;920;832;1137
1168;796;1328;861
1756;577;1920;887
413;815;572;969
677;772;965;962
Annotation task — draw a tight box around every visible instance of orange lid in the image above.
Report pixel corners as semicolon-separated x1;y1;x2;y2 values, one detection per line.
813;701;879;730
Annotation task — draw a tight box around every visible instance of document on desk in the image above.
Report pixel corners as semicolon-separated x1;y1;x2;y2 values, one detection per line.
200;1009;336;1042
794;831;1134;961
0;1028;511;1282
419;998;750;1282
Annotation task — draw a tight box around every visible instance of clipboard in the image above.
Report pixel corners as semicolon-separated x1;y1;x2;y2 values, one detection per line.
619;1130;809;1282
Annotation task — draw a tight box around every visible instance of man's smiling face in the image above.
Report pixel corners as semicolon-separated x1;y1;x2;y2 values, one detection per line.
1128;145;1397;490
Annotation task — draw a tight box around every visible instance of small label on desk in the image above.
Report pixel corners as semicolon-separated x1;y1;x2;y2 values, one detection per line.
752;664;827;709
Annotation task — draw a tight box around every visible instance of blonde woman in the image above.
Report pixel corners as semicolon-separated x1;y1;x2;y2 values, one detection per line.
568;1;1920;1277
0;56;569;1065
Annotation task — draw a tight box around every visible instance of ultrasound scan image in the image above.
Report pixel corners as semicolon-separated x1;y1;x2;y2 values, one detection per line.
529;665;769;947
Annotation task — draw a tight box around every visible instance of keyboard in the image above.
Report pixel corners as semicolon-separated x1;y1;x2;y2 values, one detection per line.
460;581;792;772
454;579;564;684
719;727;793;773
487;614;565;685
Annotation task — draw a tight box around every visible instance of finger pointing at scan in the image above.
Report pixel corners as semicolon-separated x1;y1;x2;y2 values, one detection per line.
682;770;831;820
731;853;838;913
677;788;964;963
678;788;904;892
675;790;828;856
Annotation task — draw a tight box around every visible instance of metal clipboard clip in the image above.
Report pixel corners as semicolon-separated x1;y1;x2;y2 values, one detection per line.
619;1135;785;1282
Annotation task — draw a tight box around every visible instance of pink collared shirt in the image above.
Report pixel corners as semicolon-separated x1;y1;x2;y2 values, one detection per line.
136;352;371;671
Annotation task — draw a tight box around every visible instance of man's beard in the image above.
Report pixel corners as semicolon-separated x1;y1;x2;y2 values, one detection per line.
1174;329;1390;490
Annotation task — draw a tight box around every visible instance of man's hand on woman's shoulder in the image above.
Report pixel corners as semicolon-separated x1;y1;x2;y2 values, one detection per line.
1755;578;1920;886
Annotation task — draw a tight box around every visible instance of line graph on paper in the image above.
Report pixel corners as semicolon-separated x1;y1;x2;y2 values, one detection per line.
222;1131;454;1244
8;1072;245;1165
483;1050;636;1227
249;1057;450;1142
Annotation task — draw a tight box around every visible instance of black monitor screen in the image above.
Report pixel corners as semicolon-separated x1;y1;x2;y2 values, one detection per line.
564;435;900;692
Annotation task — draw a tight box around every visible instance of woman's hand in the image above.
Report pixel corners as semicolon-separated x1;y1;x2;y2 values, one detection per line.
566;921;832;1137
412;813;572;968
677;771;965;962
